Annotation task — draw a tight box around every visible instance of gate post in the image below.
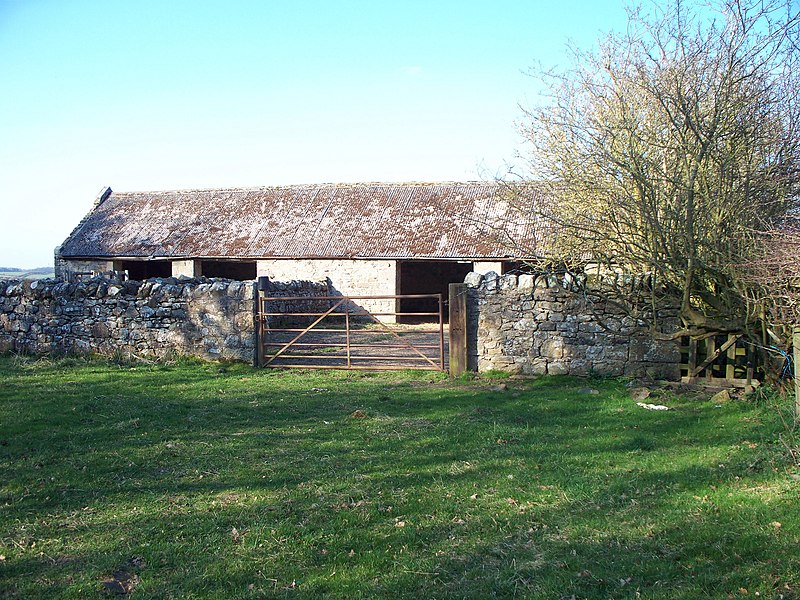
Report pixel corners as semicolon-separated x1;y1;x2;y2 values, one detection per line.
255;277;270;367
449;283;468;377
793;325;800;420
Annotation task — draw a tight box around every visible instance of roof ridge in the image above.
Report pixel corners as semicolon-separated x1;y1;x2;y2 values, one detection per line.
112;181;501;195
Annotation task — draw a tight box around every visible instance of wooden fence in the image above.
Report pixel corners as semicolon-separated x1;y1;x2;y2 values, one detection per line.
680;333;757;387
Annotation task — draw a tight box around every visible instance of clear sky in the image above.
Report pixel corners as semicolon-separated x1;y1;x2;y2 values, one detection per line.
0;0;629;268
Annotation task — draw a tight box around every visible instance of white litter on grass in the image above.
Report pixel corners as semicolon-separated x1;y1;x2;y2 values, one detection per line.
636;402;670;411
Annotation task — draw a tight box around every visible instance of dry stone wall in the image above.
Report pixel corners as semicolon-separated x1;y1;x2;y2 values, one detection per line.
466;271;682;380
259;278;331;328
0;277;307;362
2;269;682;378
0;275;339;363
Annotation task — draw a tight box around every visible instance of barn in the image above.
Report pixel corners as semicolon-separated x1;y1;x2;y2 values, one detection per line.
56;182;546;317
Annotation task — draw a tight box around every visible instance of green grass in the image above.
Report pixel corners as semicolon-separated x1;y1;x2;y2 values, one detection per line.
0;355;798;599
0;270;54;281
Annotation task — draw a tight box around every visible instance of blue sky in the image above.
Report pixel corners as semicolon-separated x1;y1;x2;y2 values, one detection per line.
0;0;628;268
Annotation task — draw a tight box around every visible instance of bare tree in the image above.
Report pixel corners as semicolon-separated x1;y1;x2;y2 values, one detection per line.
739;221;800;343
514;0;800;337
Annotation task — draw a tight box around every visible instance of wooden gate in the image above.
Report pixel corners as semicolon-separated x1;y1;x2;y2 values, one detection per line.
680;333;758;387
257;293;446;371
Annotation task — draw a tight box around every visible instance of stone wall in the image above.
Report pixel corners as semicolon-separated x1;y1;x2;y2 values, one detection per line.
258;277;332;328
1;269;683;378
0;276;332;363
466;271;682;380
0;276;259;361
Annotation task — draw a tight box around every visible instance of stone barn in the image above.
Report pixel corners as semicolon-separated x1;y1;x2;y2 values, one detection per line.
56;182;546;317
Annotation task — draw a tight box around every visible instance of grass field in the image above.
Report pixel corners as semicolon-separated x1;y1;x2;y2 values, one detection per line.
0;270;54;281
0;356;798;599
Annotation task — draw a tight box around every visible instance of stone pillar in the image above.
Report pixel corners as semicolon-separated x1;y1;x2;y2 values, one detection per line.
172;260;201;278
472;261;504;275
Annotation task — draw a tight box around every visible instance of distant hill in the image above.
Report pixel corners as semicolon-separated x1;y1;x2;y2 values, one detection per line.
0;267;55;280
0;267;52;274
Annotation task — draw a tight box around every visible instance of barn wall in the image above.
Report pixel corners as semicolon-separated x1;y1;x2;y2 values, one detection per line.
55;258;114;281
472;261;504;274
172;260;201;277
257;258;399;318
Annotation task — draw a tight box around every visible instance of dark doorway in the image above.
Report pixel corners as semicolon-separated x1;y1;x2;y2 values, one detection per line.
398;260;473;322
121;260;172;280
501;260;533;274
201;260;257;280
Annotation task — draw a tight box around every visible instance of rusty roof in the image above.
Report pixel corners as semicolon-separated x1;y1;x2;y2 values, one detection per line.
58;182;551;260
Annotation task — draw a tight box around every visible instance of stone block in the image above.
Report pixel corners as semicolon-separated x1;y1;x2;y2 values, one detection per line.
224;334;241;349
521;357;548;375
604;346;629;361
518;274;535;290
499;274;518;290
540;338;564;359
629;337;681;363
512;318;537;332
592;361;625;376
91;322;109;338
569;359;592;376
644;363;681;381
561;343;585;359
585;345;605;360
483;271;500;292
547;360;570;375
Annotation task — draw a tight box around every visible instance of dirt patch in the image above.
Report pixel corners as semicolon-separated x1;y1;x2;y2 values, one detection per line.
100;557;145;596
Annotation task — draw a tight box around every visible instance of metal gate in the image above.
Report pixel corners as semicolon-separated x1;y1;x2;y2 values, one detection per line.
257;294;446;371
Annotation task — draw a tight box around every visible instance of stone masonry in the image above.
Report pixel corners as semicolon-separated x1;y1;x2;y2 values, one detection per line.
466;271;682;380
0;276;324;363
2;271;683;377
0;277;328;362
0;276;256;361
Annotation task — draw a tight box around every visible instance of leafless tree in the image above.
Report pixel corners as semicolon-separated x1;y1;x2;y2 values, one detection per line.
738;221;800;345
512;0;800;338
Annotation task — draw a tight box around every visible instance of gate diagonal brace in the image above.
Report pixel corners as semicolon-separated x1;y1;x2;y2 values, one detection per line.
354;305;440;370
691;334;741;377
262;298;347;367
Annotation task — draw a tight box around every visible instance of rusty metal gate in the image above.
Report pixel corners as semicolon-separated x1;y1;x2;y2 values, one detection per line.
257;294;446;371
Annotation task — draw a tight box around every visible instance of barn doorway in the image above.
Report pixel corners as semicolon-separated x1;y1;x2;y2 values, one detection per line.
397;260;473;323
201;260;257;280
120;260;172;280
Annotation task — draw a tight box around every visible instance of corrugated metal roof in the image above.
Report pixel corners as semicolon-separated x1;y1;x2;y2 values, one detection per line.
58;182;551;260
